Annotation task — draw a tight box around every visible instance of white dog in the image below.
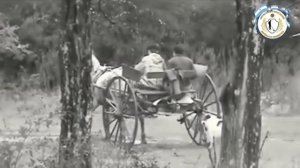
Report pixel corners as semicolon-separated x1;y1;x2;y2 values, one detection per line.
201;114;222;148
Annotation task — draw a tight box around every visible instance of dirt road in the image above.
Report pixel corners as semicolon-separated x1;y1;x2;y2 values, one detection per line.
92;109;300;168
1;90;300;168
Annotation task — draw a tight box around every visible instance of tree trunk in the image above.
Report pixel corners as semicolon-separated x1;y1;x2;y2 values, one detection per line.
58;0;92;168
218;0;264;168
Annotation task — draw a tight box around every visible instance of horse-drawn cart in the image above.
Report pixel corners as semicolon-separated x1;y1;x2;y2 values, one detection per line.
101;64;222;150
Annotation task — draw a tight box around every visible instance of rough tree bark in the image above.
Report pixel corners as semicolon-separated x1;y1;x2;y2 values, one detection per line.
58;0;93;168
219;0;264;168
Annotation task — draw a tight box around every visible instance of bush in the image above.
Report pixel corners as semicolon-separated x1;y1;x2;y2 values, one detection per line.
0;16;37;82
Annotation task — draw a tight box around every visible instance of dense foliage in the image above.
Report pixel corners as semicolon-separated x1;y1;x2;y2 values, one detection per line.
0;0;299;94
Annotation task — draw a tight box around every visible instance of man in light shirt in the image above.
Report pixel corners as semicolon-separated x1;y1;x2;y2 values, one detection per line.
135;45;166;89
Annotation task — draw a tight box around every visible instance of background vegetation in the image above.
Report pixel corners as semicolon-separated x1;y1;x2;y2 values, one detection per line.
0;0;300;109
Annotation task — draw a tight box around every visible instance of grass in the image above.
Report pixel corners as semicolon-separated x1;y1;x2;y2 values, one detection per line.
92;135;160;168
0;88;160;168
0;136;161;168
1;87;300;168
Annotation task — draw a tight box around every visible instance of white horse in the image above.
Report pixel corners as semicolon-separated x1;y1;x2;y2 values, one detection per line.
90;54;147;144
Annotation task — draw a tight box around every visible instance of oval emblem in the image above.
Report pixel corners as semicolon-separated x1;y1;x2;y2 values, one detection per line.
254;4;290;39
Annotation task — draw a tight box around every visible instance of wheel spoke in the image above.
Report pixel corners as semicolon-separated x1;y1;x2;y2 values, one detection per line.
123;82;128;95
118;131;123;145
109;90;119;104
104;111;117;115
108;118;117;125
119;120;125;145
124;88;131;104
203;89;214;104
114;123;120;144
110;121;119;138
193;116;200;138
204;101;217;108
187;114;198;129
201;80;208;99
118;78;121;94
203;109;219;116
123;114;135;119
106;99;117;109
184;111;195;118
199;125;204;143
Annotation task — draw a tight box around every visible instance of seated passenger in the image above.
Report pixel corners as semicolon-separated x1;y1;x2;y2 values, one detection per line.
167;46;195;104
135;45;166;89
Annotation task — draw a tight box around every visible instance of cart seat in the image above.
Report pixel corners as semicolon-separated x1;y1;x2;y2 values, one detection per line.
136;88;169;95
145;64;207;80
136;88;196;95
146;70;199;80
193;64;208;77
146;71;166;79
146;71;196;80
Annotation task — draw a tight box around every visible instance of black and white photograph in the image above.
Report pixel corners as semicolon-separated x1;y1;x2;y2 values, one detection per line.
0;0;300;167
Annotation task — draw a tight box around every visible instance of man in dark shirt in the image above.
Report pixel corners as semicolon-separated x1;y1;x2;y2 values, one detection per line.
168;46;194;71
167;46;195;104
167;46;197;125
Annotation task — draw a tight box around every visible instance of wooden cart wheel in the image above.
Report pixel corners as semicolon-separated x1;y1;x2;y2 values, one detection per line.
184;74;221;145
103;76;138;150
